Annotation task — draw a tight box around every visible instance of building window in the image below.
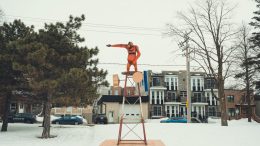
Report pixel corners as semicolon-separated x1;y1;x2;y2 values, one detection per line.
114;89;118;95
227;95;234;102
194;92;202;102
205;78;215;89
206;92;210;98
208;107;215;116
19;104;23;109
171;106;175;117
161;91;164;104
197;79;201;91
153;106;162;116
256;81;260;89
166;106;170;117
192;79;196;91
198;106;201;116
165;78;169;90
152;77;160;86
171;78;174;91
167;92;176;102
10;103;17;112
151;91;155;104
206;92;210;104
193;106;197;117
180;91;187;102
157;91;160;104
175;78;178;90
228;108;235;117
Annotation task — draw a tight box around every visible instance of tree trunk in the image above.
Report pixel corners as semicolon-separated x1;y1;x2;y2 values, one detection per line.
41;94;51;138
1;91;12;132
219;78;228;126
245;56;252;122
41;102;46;127
246;85;252;122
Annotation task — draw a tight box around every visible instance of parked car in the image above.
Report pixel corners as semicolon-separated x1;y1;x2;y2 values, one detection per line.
8;113;37;124
160;117;187;123
94;114;108;124
160;117;202;123
51;115;83;125
191;117;202;123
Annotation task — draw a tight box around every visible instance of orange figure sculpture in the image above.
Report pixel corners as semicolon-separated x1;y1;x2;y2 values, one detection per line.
107;42;141;72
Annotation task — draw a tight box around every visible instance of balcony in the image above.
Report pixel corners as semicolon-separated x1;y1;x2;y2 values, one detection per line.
165;97;180;102
192;86;204;92
192;97;207;103
151;99;164;105
180;97;187;103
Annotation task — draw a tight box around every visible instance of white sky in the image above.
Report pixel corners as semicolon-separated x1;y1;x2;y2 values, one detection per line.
0;0;256;84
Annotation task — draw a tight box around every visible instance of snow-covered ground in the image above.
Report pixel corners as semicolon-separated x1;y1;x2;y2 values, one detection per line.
0;118;259;146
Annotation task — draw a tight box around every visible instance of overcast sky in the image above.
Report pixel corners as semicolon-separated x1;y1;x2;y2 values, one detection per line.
0;0;256;84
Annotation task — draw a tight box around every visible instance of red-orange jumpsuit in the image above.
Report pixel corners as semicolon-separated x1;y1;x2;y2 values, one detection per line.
110;44;141;72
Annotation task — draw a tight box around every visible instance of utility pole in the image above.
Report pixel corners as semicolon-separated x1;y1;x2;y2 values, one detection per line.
179;31;192;123
185;33;191;123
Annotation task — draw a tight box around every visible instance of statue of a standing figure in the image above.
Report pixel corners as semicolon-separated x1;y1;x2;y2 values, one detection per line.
107;42;141;72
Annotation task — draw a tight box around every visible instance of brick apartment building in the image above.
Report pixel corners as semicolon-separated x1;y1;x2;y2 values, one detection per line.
224;89;256;120
255;81;260;117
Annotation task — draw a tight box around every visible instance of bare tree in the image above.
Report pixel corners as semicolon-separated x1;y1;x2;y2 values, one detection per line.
234;24;256;122
166;0;237;126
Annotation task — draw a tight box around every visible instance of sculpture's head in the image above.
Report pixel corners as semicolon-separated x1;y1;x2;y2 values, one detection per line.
128;41;133;48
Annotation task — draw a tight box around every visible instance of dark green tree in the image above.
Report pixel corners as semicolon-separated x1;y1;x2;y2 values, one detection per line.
0;20;34;131
234;24;256;122
12;15;108;138
249;0;260;70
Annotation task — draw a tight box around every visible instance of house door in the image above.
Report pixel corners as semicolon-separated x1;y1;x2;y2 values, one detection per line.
180;106;187;117
18;103;24;113
108;111;114;123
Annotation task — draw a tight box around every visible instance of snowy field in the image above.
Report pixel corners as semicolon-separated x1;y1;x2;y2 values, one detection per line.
0;118;259;146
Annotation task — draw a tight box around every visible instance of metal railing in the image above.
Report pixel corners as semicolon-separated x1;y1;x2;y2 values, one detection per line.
192;97;207;103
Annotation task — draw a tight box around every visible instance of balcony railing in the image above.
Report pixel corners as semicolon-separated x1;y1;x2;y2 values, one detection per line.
180;97;187;103
192;97;207;103
165;97;181;102
192;86;204;92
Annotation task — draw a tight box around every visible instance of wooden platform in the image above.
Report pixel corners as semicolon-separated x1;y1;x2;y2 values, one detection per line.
100;140;165;146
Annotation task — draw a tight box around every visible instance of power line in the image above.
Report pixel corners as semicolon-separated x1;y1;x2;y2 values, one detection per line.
99;62;199;68
4;15;163;36
4;15;164;32
4;19;162;36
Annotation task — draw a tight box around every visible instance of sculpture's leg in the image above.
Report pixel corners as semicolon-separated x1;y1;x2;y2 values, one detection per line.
134;63;138;72
127;63;131;72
